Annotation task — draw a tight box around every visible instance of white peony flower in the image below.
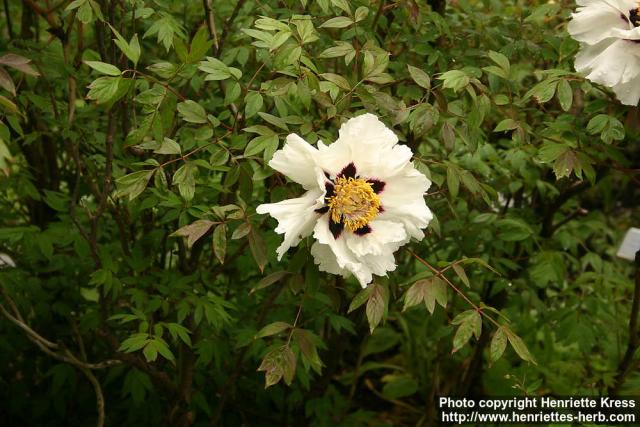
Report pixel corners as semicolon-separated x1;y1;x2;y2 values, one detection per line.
568;0;640;105
256;114;433;288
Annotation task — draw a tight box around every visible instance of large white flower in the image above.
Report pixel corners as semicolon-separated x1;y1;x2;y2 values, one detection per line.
256;114;433;287
568;0;640;105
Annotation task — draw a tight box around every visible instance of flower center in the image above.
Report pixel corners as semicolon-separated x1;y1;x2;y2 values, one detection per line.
327;177;381;232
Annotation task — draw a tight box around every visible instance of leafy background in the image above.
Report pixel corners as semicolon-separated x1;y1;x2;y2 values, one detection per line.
0;0;639;426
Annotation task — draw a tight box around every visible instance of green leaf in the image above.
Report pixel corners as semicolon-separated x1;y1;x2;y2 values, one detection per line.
319;16;354;29
245;92;263;118
495;218;533;241
257;112;289;131
586;114;609;134
84;60;121;76
258;346;296;388
452;264;470;287
556;79;573;111
488;50;510;74
245;134;279;157
382;376;418;399
452;310;481;352
224;82;241;105
438;70;469;92
430;276;448;310
144;339;175;362
483;65;508;80
319;73;351;91
188;26;213;63
250;271;291;294
212;224;227;264
409;103;439;134
318;42;355;59
538;141;569;163
447;166;459;198
331;0;351;14
493;119;518;132
366;284;388;333
354;6;369;22
490;327;508;363
154;137;181;155
523;79;558;103
199;57;236;80
505;329;536;364
407;65;430;90
231;222;251;240
177;100;208;124
171;219;215;248
115;170;154;200
119;333;150;353
403;279;428;311
255;321;292;338
108;24;141;66
86;76;121;103
249;228;268;272
348;285;374;313
173;163;197;201
292;329;323;374
553;150;577;179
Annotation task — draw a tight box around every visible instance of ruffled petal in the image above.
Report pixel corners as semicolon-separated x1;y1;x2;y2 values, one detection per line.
378;166;433;240
345;220;408;257
256;189;323;260
568;0;633;45
316;139;352;177
315;114;411;179
612;77;640;105
310;242;349;277
575;39;640;87
313;214;375;286
269;134;320;190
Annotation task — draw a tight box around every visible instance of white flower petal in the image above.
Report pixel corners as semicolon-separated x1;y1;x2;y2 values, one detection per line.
360;251;398;278
310;242;349;277
345;220;408;257
256;189;323;260
379;166;433;240
316;139;352;177
568;0;632;45
612;77;640;105
576;39;640;87
268;134;320;189
313;215;377;287
334;113;400;176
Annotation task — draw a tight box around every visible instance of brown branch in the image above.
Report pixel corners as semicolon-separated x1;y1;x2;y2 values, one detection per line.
78;366;106;427
217;0;245;54
202;0;219;51
0;287;121;370
4;0;13;39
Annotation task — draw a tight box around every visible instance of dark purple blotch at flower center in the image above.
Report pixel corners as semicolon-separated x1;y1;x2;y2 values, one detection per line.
629;8;640;27
314;162;387;238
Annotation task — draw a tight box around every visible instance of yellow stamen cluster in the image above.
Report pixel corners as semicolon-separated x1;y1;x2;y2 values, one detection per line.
327;177;381;232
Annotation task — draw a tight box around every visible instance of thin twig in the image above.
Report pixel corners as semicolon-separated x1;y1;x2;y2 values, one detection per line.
202;0;219;51
217;0;246;54
408;250;502;329
78;366;106;427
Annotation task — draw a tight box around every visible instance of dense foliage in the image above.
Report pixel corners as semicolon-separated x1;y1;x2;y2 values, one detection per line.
0;0;639;425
